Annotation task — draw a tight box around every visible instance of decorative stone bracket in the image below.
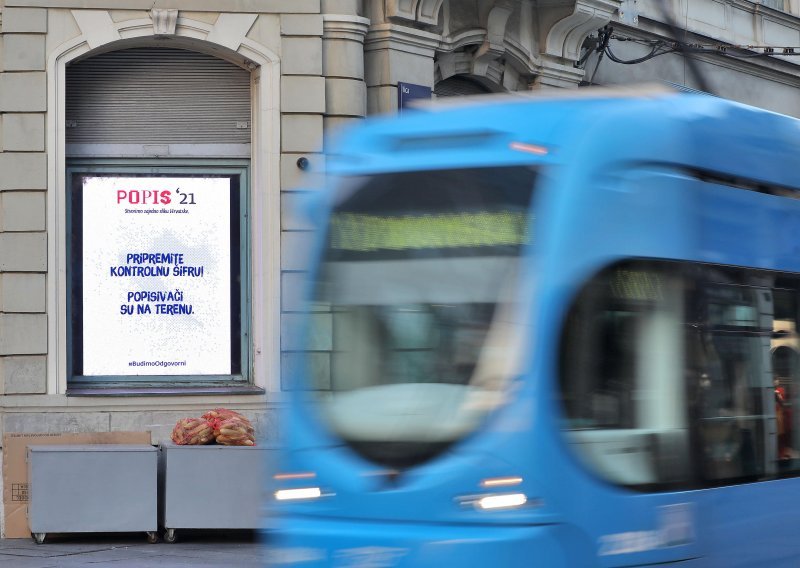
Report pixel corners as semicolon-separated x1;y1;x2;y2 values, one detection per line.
385;0;446;26
545;0;620;63
473;0;518;75
151;9;178;37
436;0;538;91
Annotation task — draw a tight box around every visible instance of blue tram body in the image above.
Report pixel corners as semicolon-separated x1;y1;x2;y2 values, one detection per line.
268;87;800;567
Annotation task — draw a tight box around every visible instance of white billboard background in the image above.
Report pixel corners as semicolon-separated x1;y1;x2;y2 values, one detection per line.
82;176;232;376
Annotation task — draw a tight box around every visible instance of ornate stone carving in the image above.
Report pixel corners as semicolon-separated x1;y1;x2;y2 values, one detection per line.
151;9;178;37
373;0;620;94
434;1;539;91
473;0;518;75
544;0;619;62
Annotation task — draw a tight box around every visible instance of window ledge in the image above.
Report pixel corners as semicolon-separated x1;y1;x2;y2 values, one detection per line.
66;385;266;397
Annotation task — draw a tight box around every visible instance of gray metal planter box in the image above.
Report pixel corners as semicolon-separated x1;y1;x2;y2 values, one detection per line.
28;445;158;544
158;443;276;542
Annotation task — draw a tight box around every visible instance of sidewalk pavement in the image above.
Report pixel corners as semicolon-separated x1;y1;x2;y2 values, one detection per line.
0;530;265;567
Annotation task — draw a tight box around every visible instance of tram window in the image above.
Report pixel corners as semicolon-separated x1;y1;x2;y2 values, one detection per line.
560;263;691;489
772;287;800;472
562;264;800;489
692;287;769;483
694;277;800;481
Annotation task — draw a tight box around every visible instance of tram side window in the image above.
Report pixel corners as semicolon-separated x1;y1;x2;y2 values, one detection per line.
692;281;771;482
562;264;800;490
772;286;800;472
560;264;691;489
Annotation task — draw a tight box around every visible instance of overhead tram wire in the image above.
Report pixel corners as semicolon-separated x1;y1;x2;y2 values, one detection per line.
586;27;611;86
602;33;800;63
576;20;798;86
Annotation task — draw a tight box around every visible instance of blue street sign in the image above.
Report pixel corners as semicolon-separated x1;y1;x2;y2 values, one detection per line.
398;82;432;112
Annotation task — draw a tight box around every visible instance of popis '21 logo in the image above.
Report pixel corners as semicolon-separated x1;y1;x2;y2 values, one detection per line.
116;188;196;205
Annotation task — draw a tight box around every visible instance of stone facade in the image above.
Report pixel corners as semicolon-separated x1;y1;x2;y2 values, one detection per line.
1;0;799;536
0;5;328;535
358;0;800;114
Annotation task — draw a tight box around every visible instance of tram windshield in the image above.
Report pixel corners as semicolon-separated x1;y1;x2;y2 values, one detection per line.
309;166;537;468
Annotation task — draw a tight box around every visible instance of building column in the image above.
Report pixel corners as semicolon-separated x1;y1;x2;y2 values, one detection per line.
322;15;370;137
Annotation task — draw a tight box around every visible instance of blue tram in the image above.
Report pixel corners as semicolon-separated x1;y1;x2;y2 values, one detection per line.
268;86;800;567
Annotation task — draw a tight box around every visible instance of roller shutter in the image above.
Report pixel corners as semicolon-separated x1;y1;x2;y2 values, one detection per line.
65;47;251;146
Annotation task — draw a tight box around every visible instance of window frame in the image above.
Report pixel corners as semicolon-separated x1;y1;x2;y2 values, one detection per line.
65;158;252;388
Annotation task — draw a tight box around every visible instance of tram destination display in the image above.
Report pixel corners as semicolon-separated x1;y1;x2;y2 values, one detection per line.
329;210;529;253
80;176;232;376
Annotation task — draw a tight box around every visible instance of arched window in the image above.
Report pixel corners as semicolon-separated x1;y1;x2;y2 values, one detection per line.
65;47;252;390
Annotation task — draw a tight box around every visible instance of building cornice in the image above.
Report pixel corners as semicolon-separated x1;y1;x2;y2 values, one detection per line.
364;22;441;56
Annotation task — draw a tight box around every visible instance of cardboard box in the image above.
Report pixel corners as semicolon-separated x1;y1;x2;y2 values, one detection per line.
2;432;152;538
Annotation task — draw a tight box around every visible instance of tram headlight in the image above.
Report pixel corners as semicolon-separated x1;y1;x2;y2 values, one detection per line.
457;491;534;511
476;493;527;510
274;487;323;501
456;475;534;511
273;472;333;502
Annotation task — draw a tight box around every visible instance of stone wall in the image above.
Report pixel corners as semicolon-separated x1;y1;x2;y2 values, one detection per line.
0;8;49;400
0;4;343;511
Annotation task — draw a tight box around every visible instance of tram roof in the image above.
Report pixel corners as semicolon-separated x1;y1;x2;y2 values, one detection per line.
329;84;800;192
